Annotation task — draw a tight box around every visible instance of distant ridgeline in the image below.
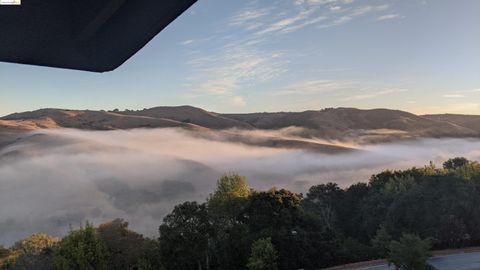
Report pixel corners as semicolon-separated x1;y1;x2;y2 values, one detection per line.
1;157;480;270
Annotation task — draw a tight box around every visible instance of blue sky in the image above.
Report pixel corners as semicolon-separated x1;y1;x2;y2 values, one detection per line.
0;0;479;116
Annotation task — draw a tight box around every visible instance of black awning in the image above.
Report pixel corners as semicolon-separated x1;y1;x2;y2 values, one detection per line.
0;0;197;72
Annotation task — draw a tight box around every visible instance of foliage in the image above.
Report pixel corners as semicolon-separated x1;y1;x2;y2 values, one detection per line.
13;234;58;256
208;173;251;222
207;174;251;270
137;239;163;270
97;219;146;270
159;202;211;270
5;157;480;270
209;173;251;202
1;233;58;270
0;246;10;260
388;234;432;270
52;223;108;270
247;238;278;270
371;225;392;258
443;157;469;170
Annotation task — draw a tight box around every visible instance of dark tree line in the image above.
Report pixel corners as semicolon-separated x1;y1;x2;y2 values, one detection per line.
1;158;480;270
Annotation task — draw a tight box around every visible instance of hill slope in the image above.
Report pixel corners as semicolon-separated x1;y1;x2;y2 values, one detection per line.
223;108;479;140
118;106;253;129
423;114;480;133
1;106;480;149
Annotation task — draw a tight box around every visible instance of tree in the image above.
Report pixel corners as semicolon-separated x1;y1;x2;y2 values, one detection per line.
0;246;10;258
159;202;211;270
302;183;344;230
443;157;469;170
97;219;146;270
247;238;278;270
207;174;251;270
53;223;109;270
243;189;307;270
244;188;302;234
208;173;251;220
371;225;392;258
0;246;13;270
137;239;163;270
2;233;58;270
388;234;432;270
13;234;58;256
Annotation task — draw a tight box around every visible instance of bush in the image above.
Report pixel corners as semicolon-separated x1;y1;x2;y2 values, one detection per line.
53;223;108;270
388;234;432;270
247;238;278;270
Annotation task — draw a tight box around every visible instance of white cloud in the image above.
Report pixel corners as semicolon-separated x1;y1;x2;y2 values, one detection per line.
273;80;355;96
442;94;465;98
187;44;287;99
182;0;400;107
344;88;407;101
230;96;247;107
180;39;195;46
318;4;391;28
330;5;342;11
376;14;404;21
272;79;408;103
229;8;271;29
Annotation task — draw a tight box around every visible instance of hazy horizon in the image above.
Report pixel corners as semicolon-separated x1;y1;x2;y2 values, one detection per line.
2;104;480;118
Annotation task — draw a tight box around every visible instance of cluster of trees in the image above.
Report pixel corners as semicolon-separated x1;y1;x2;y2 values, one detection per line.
1;157;480;270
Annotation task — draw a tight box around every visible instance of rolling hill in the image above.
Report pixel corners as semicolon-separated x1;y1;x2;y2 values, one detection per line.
1;106;479;151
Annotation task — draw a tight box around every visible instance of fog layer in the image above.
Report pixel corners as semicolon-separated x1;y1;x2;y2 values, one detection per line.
1;128;480;245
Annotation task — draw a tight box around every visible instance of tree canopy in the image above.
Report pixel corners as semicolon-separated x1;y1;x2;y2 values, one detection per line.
2;157;480;270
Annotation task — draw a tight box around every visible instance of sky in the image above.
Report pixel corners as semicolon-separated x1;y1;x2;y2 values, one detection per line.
0;0;479;116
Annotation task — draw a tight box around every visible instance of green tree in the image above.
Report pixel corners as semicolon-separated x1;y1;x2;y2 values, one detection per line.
388;234;432;270
53;223;109;270
207;173;251;270
443;157;469;170
210;173;250;201
302;183;344;230
243;189;312;270
247;238;278;270
159;202;211;270
137;239;163;270
97;219;146;270
208;173;251;221
371;225;392;258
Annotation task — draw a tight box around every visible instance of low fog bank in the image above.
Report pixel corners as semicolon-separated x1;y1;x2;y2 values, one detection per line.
1;128;480;245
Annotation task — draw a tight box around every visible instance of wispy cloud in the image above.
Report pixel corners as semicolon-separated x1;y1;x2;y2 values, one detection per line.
317;4;391;28
180;39;195;46
229;96;247;107
442;94;465;98
272;79;408;102
182;0;403;108
186;44;287;105
344;88;407;101
273;80;356;96
376;14;404;21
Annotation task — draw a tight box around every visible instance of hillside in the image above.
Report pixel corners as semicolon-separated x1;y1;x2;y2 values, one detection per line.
223;108;479;140
118;106;253;129
1;106;480;150
423;114;480;133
